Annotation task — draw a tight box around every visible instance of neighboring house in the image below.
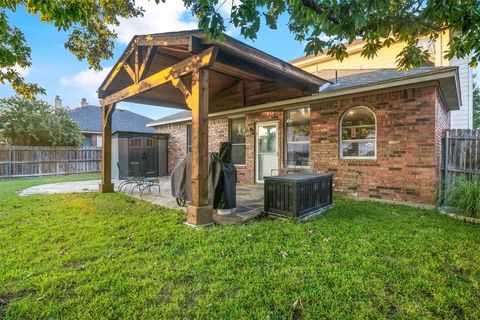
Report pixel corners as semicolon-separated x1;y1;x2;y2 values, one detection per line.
290;31;473;129
69;99;155;147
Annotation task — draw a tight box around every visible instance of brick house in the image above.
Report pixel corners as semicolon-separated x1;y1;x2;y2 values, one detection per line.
148;67;460;206
98;30;461;225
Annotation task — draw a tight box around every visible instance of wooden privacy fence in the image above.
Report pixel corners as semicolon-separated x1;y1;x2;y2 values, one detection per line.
0;146;102;179
440;129;480;204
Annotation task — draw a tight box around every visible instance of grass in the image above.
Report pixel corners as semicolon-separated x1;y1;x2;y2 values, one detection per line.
445;175;480;218
1;174;480;319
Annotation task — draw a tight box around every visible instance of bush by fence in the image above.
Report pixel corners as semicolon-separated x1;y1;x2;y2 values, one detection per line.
440;129;480;206
0;146;101;179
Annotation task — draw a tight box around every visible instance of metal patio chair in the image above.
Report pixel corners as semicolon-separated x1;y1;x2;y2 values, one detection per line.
117;162;139;193
129;161;161;197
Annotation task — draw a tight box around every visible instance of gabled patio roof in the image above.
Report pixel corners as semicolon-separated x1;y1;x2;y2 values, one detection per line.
97;30;329;112
98;30;331;226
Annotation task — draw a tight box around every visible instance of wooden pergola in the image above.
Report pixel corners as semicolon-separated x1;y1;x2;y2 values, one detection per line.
97;30;327;226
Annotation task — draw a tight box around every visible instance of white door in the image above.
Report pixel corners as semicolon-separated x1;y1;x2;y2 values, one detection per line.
256;122;279;183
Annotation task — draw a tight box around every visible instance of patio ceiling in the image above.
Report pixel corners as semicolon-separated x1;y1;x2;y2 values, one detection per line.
97;30;329;113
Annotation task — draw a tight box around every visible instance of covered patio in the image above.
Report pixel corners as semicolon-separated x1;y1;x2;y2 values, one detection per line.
97;30;327;226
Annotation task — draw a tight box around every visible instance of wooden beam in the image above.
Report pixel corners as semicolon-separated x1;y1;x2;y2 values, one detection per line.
99;46;218;107
138;46;154;81
134;47;140;83
123;63;136;82
99;103;116;193
172;78;192;106
187;68;213;226
100;45;136;91
136;34;193;47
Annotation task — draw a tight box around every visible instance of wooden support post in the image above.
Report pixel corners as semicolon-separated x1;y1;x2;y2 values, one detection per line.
186;68;213;226
99;103;116;193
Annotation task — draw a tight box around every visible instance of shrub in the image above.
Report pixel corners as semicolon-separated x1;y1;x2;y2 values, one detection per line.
0;97;83;146
445;175;480;218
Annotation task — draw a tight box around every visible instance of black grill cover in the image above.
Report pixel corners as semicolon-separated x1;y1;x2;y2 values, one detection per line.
171;152;236;209
218;142;232;163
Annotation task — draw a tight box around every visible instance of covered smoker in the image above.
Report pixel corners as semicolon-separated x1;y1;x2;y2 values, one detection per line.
171;142;237;209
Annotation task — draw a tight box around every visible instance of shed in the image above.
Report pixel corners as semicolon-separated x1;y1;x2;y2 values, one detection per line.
111;131;168;180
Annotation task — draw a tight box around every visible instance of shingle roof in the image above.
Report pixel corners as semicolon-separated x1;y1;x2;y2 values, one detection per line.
317;67;450;93
147;110;192;127
147;66;460;126
69;105;155;134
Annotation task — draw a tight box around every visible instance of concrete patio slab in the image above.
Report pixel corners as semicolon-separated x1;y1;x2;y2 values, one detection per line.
20;177;265;225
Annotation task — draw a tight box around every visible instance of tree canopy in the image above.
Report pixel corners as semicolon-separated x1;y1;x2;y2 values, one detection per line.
0;97;83;146
1;0;479;98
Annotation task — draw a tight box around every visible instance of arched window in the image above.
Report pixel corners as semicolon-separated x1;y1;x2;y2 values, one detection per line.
340;107;376;159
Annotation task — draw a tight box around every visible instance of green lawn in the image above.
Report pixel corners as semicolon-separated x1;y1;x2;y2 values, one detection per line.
1;175;479;319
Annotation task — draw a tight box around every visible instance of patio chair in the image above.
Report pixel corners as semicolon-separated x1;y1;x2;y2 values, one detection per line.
129;161;161;197
271;160;315;176
117;162;139;193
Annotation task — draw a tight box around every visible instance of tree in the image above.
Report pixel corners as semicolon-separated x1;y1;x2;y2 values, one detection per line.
0;97;83;146
474;74;480;129
2;1;480;98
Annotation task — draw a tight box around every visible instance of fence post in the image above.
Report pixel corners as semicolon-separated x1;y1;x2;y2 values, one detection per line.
443;130;450;206
8;147;13;179
65;148;69;174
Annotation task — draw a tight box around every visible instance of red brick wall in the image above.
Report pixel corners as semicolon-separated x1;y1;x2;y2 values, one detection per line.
155;85;448;205
310;86;444;204
155;123;188;173
154;118;229;173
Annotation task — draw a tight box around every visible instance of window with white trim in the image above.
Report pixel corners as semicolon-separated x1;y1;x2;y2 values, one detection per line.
340;107;376;159
229;118;246;165
285;107;310;166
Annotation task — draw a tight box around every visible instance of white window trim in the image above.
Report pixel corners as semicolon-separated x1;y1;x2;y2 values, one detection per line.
285;107;311;168
340;106;377;160
229;117;247;165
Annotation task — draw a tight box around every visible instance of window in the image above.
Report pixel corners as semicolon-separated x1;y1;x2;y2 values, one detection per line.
83;135;92;147
340;106;376;159
96;135;102;147
285;107;310;166
130;138;141;147
229;118;246;165
186;124;192;153
146;139;155;147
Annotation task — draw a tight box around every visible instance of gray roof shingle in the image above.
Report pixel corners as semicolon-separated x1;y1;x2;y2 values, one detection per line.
147;67;459;126
148;110;192;126
69;105;155;134
155;110;191;122
317;67;450;93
